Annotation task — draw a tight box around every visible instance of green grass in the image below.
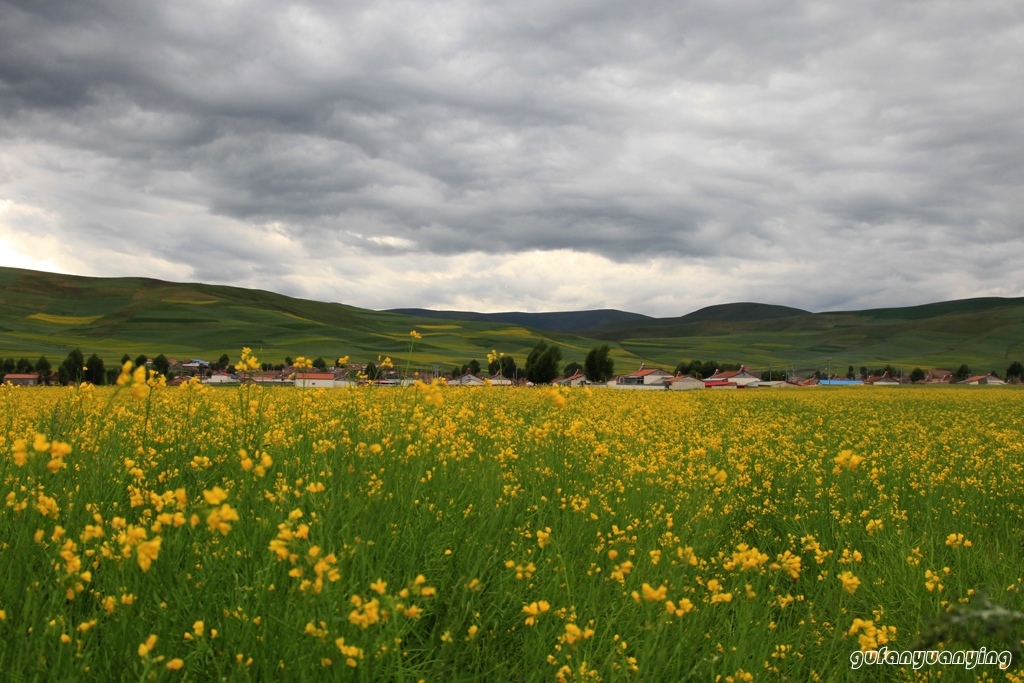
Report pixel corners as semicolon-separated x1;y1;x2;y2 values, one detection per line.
1;385;1022;681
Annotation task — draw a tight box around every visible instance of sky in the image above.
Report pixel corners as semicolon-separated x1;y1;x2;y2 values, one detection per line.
1;0;1022;318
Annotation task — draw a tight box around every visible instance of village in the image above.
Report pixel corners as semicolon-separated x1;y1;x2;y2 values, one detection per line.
1;353;1014;389
164;360;1012;389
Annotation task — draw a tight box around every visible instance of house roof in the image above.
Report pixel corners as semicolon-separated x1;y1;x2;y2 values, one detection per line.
626;365;671;377
295;373;337;380
708;365;754;380
3;373;39;379
963;373;1003;384
667;374;700;383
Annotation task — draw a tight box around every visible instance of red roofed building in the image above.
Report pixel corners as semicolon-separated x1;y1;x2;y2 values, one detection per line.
667;374;704;391
865;372;900;386
2;373;40;386
705;366;760;387
294;372;338;388
613;363;673;388
555;370;587;387
962;373;1006;386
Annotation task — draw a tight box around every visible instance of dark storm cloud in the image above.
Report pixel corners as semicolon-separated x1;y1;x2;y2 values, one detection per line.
1;0;1022;314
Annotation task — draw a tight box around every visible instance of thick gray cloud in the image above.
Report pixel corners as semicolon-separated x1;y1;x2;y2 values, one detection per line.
1;0;1022;316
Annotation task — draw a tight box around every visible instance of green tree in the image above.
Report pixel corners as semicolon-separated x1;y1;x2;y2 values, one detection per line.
312;357;327;370
120;353;132;366
365;362;378;381
846;365;855;380
16;357;33;373
467;359;481;376
563;361;583;377
35;356;52;385
135;354;148;370
2;358;14;374
1005;361;1023;382
525;342;562;385
215;353;231;371
584;345;615;382
488;355;518;380
59;349;85;385
85;353;106;385
153;354;170;378
859;366;868;380
500;355;517;380
909;367;926;383
954;364;971;382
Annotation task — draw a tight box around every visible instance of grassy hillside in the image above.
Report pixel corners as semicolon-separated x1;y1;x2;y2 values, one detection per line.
1;267;1022;377
385;308;652;333
0;267;640;371
596;299;1024;374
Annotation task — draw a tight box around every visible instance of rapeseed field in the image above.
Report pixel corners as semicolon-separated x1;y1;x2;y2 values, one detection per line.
1;363;1023;681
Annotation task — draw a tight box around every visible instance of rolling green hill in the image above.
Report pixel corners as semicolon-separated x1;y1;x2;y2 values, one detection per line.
0;267;640;372
385;308;652;332
0;266;1022;377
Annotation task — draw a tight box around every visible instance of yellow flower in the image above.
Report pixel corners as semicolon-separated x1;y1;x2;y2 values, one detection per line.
838;571;861;594
945;533;972;549
166;658;184;671
138;634;158;657
522;600;551;626
136;537;162;572
203;487;228;506
666;598;694;617
560;623;595;645
641;582;667;602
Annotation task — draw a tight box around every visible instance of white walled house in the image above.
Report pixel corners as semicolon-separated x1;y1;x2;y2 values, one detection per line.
666;374;704;391
450;372;486;386
963;373;1006;385
204;372;236;384
294;372;338;388
705;366;760;386
612;364;673;389
555;370;587;387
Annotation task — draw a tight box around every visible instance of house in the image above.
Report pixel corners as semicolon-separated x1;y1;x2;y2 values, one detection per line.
925;369;954;383
487;373;514;386
449;372;486;386
666;374;704;391
703;380;738;390
818;378;864;386
204;371;236;384
612;363;674;389
962;373;1006;386
865;372;900;386
3;373;39;386
705;366;760;387
555;370;586;387
294;372;339;388
245;371;291;385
